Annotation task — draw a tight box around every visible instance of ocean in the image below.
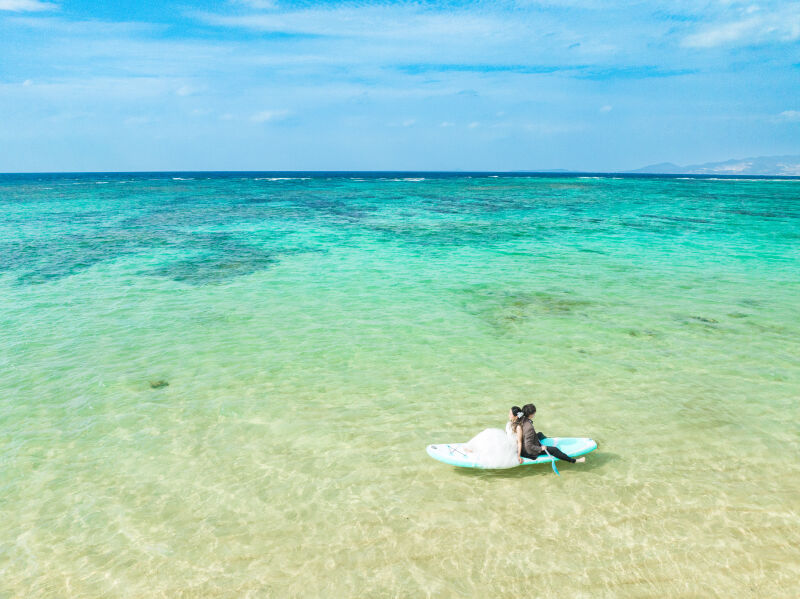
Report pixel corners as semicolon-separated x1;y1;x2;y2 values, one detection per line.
1;172;799;597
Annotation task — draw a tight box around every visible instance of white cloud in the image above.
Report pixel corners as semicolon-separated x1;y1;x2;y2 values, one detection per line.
0;0;57;11
440;121;454;127
600;104;612;112
7;15;163;35
402;118;416;127
778;110;800;122
683;18;759;47
194;6;515;41
682;4;800;48
5;76;180;100
251;109;290;123
124;115;151;126
230;0;275;8
176;85;199;96
521;121;585;135
185;3;648;75
468;121;480;128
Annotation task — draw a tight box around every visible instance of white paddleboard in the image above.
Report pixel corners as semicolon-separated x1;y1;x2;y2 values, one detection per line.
426;437;597;469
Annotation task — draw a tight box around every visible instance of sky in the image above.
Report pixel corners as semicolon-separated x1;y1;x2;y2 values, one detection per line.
0;0;798;172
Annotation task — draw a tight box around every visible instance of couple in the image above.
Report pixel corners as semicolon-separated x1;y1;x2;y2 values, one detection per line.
464;403;586;469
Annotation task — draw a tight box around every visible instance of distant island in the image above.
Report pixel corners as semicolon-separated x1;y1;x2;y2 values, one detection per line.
628;155;800;176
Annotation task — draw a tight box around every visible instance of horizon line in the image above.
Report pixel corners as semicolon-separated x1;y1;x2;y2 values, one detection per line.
1;170;799;180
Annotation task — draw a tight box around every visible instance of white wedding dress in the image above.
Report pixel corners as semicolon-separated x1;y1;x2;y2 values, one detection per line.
462;423;519;469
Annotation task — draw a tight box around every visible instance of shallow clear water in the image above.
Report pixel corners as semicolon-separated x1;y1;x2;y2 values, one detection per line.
1;173;799;597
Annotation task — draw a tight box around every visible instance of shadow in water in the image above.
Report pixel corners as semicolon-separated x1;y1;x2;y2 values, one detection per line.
448;451;622;480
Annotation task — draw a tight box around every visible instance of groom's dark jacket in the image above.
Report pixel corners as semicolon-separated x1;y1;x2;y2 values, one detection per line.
521;418;542;457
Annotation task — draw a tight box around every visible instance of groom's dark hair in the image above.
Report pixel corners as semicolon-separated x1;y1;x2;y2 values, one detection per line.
523;403;537;417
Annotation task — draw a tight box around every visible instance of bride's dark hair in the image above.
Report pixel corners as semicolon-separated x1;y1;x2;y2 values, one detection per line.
510;406;523;431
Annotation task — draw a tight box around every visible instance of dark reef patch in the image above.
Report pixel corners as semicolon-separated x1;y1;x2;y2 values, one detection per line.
674;314;723;331
739;298;763;307
147;243;277;285
628;329;659;337
725;209;798;219
640;214;712;224
149;380;169;389
2;219;293;285
368;218;543;249
291;193;381;223
690;316;719;324
2;232;146;284
459;286;596;334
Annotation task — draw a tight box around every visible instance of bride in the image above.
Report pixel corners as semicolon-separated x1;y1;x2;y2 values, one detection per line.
462;406;524;468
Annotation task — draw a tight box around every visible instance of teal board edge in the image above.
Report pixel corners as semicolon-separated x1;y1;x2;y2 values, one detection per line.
426;437;597;469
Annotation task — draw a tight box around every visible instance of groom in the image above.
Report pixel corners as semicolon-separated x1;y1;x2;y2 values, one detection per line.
518;403;583;464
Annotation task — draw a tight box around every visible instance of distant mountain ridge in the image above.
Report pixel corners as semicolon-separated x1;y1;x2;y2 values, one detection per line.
629;155;800;176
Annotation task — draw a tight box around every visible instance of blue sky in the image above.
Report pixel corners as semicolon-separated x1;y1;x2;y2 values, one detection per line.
0;0;798;171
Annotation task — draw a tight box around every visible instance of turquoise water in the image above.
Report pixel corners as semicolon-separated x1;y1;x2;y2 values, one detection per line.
1;173;799;597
